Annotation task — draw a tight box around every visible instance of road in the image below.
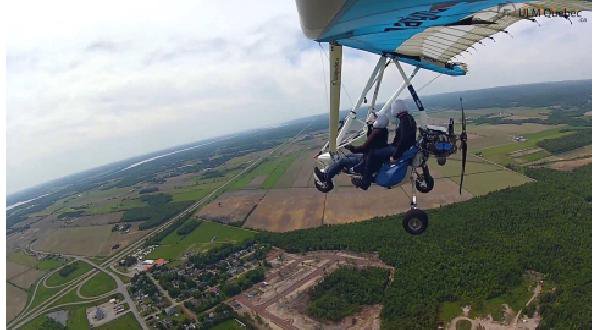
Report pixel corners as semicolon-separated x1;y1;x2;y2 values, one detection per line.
9;123;313;329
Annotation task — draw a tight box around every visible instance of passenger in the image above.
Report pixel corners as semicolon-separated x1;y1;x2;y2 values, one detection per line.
355;100;417;189
373;99;418;162
314;114;389;189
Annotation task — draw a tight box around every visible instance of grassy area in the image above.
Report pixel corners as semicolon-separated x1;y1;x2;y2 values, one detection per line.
46;261;94;287
148;221;255;261
96;312;142;330
27;282;61;310
438;301;462;322
67;306;90;330
79;271;117;298
479;128;571;166
210;319;246;330
7;251;38;268
457;319;472;330
471;279;533;320
49;286;83;307
37;257;68;271
262;153;298;188
227;153;298;190
20;313;47;330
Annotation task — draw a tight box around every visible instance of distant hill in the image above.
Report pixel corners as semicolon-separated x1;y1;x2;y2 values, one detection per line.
416;79;592;111
7;79;591;207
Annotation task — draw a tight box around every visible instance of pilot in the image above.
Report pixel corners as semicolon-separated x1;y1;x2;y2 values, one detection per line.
314;114;389;190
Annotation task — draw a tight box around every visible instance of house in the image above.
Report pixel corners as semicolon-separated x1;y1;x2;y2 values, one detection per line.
95;308;105;320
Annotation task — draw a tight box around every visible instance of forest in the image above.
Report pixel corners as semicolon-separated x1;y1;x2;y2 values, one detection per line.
537;128;592;154
307;266;389;322
121;193;192;230
260;166;591;329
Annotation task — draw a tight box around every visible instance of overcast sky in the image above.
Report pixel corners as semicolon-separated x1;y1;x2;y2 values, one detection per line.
6;1;591;194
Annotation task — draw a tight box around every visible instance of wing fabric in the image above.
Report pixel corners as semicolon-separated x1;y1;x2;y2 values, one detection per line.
296;0;591;75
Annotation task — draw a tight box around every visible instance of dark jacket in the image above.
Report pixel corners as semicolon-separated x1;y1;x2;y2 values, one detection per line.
392;113;417;159
348;127;388;153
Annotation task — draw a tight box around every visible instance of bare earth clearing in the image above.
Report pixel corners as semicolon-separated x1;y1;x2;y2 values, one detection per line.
6;284;27;322
196;190;266;223
229;249;393;330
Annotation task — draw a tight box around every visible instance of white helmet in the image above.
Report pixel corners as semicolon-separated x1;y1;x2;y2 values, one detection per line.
373;114;389;128
391;99;408;117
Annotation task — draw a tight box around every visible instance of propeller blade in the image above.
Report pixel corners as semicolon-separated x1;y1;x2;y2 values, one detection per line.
460;97;466;133
459;97;467;194
460;140;467;194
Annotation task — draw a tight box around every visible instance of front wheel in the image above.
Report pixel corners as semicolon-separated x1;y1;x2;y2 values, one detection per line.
403;209;428;235
314;177;334;193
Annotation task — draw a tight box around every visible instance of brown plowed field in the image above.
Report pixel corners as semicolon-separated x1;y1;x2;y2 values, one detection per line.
244;188;325;232
195;190;266;223
323;186;410;225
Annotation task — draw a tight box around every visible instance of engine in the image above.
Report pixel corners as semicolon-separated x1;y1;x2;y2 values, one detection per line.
418;119;458;166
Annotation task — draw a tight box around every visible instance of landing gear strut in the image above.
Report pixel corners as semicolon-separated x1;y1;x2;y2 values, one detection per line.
404;169;429;235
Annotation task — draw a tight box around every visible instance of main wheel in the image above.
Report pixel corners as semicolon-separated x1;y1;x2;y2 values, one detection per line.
314;177;334;193
403;209;428;235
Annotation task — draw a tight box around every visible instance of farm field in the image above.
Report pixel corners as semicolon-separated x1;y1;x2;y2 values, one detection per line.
227;153;299;190
244;188;325;232
79;271;118;297
479;128;571;166
429;155;532;196
148;221;256;261
195;190;266;224
6;283;27;322
32;224;148;256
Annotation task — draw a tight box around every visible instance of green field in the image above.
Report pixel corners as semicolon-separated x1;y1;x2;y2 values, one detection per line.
96;312;141;330
79;271;117;298
37;257;67;271
479;128;571;166
46;261;94;287
66;306;90;330
27;284;61;312
430;156;531;196
171;176;232;202
148;221;255;261
210;319;246;330
227;153;298;190
49;286;83;307
457;319;472;330
438;301;462;322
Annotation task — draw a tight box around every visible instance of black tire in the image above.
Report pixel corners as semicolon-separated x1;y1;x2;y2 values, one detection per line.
403;209;428;235
416;175;434;193
314;177;334;193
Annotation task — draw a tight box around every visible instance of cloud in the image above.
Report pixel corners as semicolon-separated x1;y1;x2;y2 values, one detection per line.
5;2;592;194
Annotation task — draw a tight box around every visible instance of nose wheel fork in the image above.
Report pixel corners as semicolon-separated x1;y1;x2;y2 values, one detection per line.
404;170;429;235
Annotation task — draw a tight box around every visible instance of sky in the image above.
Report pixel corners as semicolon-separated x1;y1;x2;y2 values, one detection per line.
6;1;592;194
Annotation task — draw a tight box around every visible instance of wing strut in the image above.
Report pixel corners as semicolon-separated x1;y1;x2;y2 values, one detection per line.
335;56;386;148
377;64;419;118
328;42;342;154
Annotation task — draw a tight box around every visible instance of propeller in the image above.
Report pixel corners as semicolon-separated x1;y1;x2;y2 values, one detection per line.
459;97;468;194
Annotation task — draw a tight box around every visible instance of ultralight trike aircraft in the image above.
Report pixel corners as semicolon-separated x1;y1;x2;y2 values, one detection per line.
295;0;591;234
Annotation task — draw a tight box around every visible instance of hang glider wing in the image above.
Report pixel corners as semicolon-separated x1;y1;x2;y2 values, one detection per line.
296;0;592;76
